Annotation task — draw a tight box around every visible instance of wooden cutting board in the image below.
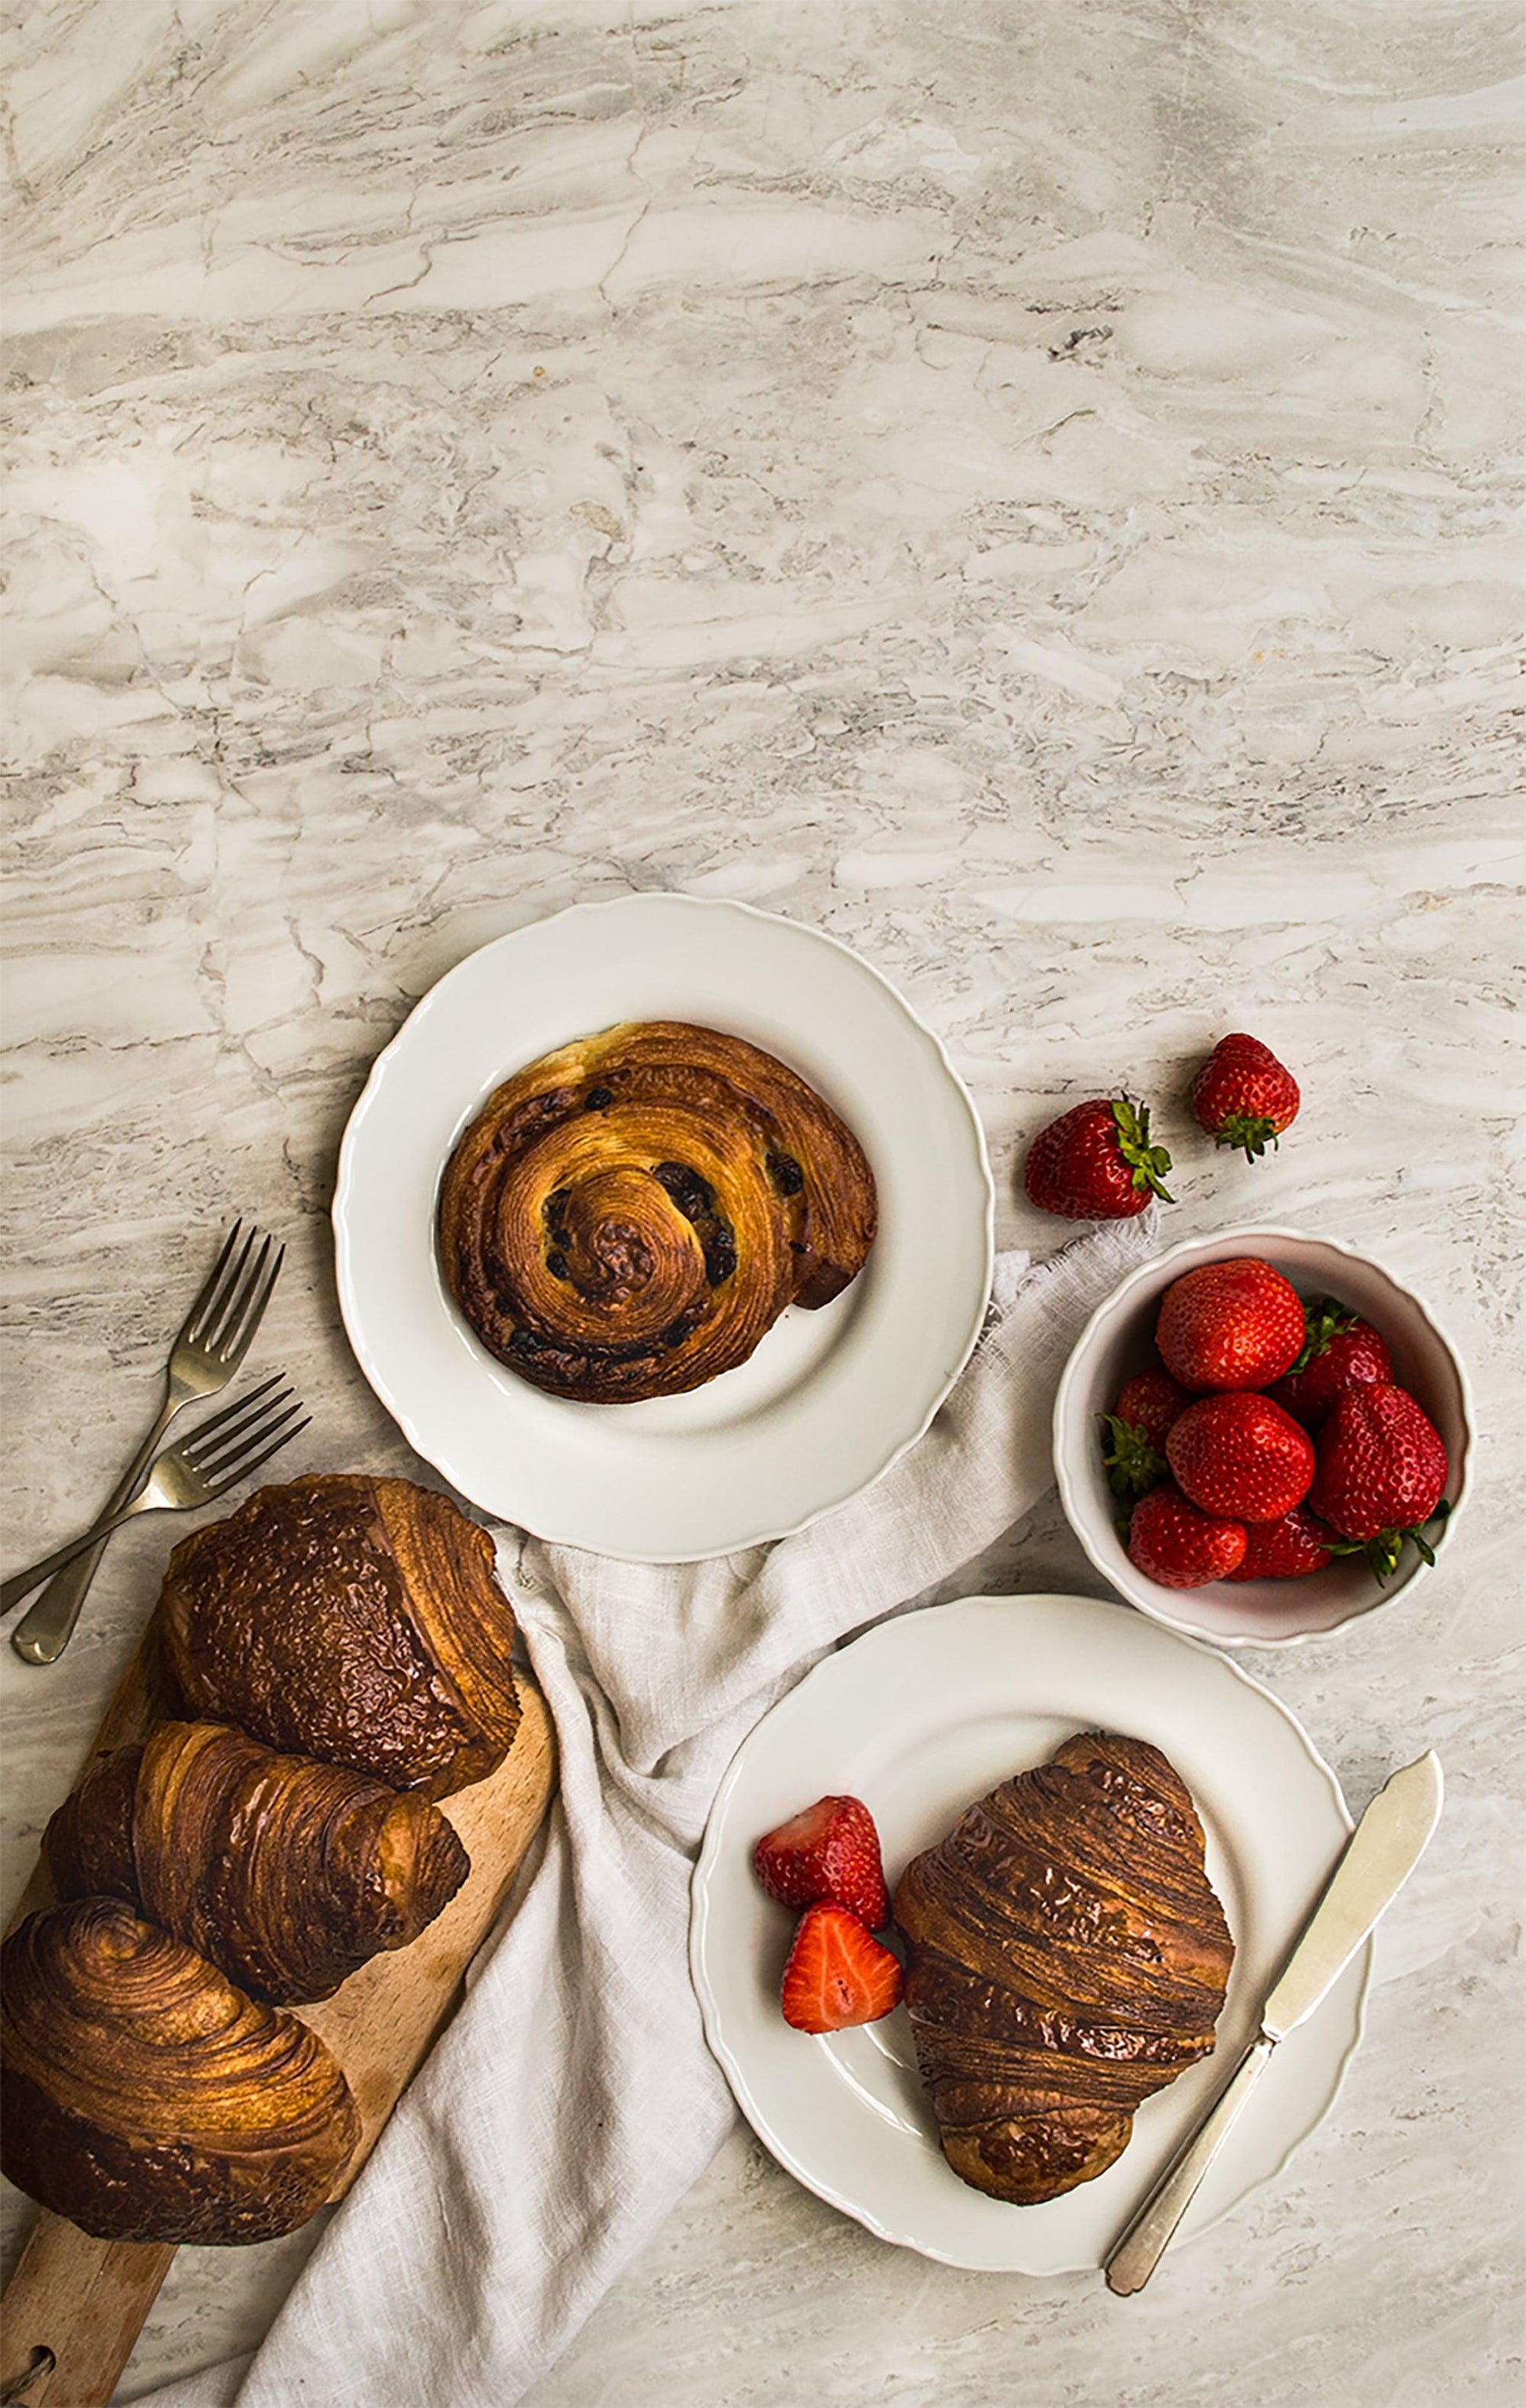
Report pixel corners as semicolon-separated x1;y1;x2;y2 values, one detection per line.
0;1624;556;2408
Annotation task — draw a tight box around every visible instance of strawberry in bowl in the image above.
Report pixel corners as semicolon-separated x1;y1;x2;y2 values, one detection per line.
1053;1226;1471;1646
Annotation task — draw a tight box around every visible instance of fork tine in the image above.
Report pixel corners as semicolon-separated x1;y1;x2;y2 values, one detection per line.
205;1418;311;1501
201;1229;271;1358
179;1377;297;1464
184;1222;258;1350
198;1407;308;1490
178;1375;288;1464
176;1222;243;1347
215;1237;285;1367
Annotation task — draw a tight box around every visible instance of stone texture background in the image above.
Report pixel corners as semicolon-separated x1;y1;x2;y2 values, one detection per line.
2;0;1521;2399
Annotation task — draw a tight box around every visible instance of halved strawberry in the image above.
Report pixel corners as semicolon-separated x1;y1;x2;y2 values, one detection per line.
752;1795;889;1928
779;1902;903;2033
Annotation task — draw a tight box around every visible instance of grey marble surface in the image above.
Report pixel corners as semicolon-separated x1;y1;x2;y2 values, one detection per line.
2;0;1522;2399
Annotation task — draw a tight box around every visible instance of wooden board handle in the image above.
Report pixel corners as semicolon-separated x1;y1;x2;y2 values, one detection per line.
0;2221;173;2407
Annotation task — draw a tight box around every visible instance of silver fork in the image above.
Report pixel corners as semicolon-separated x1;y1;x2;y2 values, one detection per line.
1;1378;308;1617
9;1222;285;1667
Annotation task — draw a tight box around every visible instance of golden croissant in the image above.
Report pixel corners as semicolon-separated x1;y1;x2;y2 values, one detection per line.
437;1019;877;1402
893;1731;1234;2204
158;1473;520;1797
45;1720;471;2004
0;1898;360;2245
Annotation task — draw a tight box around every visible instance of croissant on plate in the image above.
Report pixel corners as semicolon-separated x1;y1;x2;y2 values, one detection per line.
437;1019;877;1403
893;1731;1234;2205
158;1473;520;1797
45;1720;471;2005
0;1898;360;2245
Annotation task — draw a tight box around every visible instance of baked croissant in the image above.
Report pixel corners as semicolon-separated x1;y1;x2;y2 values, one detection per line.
0;1898;360;2245
893;1731;1234;2205
437;1019;877;1402
45;1720;471;2004
158;1473;520;1797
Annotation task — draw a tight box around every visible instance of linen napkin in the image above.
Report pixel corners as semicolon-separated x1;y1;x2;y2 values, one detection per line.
133;1215;1157;2408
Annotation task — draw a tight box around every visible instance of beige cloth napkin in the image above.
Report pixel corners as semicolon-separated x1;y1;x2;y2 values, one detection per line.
133;1216;1157;2408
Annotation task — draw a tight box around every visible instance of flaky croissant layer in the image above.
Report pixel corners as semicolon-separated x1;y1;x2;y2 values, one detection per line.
0;1898;361;2246
894;1731;1234;2206
437;1019;877;1403
45;1720;470;2004
158;1473;520;1797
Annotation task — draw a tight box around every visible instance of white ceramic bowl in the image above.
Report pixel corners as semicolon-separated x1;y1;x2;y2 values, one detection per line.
1053;1225;1473;1647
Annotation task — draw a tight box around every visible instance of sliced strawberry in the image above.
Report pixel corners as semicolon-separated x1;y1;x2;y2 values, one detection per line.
752;1795;889;1928
1223;1506;1336;1581
779;1902;903;2033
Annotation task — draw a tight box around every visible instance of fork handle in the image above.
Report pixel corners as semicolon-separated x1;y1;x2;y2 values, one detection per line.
3;1400;176;1635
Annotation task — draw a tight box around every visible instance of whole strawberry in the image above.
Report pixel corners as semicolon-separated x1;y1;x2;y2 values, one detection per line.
1115;1369;1192;1447
1224;1506;1335;1582
779;1901;903;2033
1307;1382;1449;1580
1166;1392;1316;1523
1127;1483;1247;1588
753;1795;890;1928
1270;1298;1393;1429
1099;1369;1191;1497
1023;1095;1172;1220
1191;1034;1300;1162
1156;1257;1305;1392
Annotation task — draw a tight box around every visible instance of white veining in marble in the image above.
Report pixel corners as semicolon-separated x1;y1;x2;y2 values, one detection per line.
2;0;1522;2400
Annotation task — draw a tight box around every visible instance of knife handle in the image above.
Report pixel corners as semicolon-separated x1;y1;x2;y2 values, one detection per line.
1104;2032;1275;2295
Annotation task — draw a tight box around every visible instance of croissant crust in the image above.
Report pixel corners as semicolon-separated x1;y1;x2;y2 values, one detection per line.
893;1731;1234;2204
45;1720;470;2004
158;1473;520;1797
0;1898;360;2245
437;1019;877;1402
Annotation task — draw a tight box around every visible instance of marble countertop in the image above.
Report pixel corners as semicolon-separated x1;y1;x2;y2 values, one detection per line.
2;0;1521;2399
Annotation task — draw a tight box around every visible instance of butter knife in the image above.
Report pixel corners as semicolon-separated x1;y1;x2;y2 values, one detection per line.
1104;1749;1444;2296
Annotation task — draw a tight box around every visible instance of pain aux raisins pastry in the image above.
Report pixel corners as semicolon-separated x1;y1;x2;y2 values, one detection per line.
437;1020;877;1404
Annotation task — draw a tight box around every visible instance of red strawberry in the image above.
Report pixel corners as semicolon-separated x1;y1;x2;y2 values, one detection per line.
1269;1299;1393;1428
752;1795;889;1928
1223;1506;1335;1582
1190;1034;1300;1161
1115;1369;1192;1447
779;1901;904;2033
1127;1483;1247;1588
1099;1369;1190;1498
1307;1383;1450;1580
1166;1392;1316;1523
1156;1258;1305;1392
1023;1095;1173;1220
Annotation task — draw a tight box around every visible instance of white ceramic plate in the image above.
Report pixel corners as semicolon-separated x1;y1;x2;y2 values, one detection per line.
333;896;993;1560
690;1592;1369;2272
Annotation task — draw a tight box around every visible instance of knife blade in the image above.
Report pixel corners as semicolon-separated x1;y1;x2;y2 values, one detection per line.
1104;1749;1444;2296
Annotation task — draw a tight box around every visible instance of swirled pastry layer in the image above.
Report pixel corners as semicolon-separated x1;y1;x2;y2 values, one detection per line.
437;1019;877;1402
894;1732;1234;2205
158;1473;520;1798
0;1898;360;2245
45;1720;470;2005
